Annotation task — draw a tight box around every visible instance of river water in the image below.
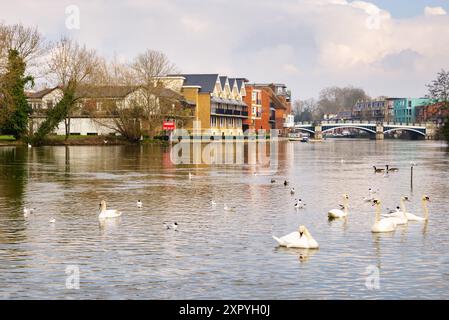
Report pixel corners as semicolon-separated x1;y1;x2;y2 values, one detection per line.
0;139;448;299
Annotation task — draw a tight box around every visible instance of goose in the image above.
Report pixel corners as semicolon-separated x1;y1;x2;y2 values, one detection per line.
23;207;35;216
136;200;143;208
401;195;430;221
371;199;397;233
164;222;178;231
294;199;306;209
272;225;319;249
49;218;56;223
328;194;349;218
290;188;295;195
363;188;375;202
224;204;236;212
386;165;399;172
373;166;385;173
284;180;289;186
98;200;122;219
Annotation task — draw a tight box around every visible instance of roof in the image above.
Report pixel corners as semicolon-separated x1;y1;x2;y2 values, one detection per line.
175;74;219;93
219;76;228;89
228;78;236;90
25;87;61;99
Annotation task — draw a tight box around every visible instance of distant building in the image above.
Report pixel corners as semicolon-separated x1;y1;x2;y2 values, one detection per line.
415;101;449;124
393;98;432;123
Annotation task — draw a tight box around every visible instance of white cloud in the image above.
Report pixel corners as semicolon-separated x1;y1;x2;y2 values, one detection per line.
424;6;447;17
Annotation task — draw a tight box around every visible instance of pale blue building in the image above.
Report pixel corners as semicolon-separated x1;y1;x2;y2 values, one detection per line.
393;98;431;123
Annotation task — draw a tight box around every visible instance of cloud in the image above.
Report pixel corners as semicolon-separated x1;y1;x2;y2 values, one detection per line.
1;0;449;100
424;6;447;17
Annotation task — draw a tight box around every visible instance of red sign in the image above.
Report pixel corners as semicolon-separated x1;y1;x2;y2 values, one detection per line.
163;121;175;130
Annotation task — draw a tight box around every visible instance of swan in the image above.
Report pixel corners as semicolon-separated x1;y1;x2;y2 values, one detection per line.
164;222;178;231
98;200;122;219
363;188;375;202
104;139;108;144
224;204;236;211
403;195;431;221
49;218;56;223
294;199;306;209
137;200;143;208
272;225;319;249
290;188;295;195
27;143;32;148
373;166;385;173
328;194;349;218
371;199;397;233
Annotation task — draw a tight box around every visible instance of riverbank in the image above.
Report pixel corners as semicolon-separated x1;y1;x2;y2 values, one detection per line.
0;135;171;147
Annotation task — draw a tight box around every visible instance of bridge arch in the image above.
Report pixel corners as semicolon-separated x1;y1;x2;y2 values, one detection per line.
293;128;315;135
321;126;376;134
383;127;426;136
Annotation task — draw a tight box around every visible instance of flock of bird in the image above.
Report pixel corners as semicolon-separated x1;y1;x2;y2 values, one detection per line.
271;166;431;249
21;165;431;247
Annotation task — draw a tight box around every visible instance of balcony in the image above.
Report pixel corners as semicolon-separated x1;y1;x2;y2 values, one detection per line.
211;108;248;118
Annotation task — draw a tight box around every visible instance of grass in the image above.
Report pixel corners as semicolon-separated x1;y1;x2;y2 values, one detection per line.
0;135;16;141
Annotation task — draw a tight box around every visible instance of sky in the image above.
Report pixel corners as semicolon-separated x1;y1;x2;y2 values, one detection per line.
1;0;449;101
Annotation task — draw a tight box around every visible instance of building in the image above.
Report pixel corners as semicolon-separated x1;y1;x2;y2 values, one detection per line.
244;83;292;135
167;74;248;137
415;102;449;124
393;98;432;123
353;98;388;121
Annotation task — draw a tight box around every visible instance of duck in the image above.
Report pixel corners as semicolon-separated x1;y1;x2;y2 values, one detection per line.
328;194;349;218
290;188;295;195
373;166;385;173
224;204;236;212
371;199;397;233
386;165;399;172
164;222;178;231
272;225;319;249
136;200;143;208
294;199;306;209
23;207;35;216
401;195;431;221
98;200;122;219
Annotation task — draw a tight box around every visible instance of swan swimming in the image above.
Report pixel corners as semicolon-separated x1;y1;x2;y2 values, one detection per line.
294;199;306;209
137;200;143;208
98;200;122;219
371;199;397;233
27;143;32;148
328;194;349;218
272;225;319;249
401;195;431;221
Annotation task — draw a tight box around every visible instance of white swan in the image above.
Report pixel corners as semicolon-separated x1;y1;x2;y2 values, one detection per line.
27;143;32;148
404;195;431;221
273;225;319;249
137;200;143;208
294;199;306;209
328;194;349;218
49;218;56;223
98;200;122;219
371;199;397;233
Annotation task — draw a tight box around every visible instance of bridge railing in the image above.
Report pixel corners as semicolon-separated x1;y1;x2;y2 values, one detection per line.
294;120;430;128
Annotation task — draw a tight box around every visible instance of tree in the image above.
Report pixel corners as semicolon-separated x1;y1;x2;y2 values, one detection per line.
33;37;99;144
426;69;449;143
317;86;369;115
0;49;34;139
293;99;318;122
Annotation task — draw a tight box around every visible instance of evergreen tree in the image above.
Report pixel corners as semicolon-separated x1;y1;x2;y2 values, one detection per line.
0;49;34;139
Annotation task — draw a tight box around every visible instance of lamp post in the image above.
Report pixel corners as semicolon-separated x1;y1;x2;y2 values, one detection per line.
410;161;416;190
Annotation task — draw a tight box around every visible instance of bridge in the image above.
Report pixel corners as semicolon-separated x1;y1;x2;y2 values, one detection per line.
291;120;438;140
